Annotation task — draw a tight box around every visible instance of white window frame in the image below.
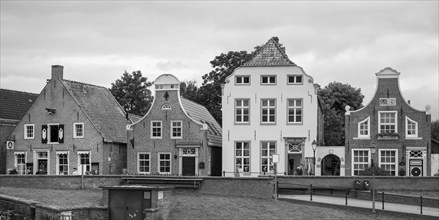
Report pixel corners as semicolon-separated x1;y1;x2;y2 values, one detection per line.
405;116;418;138
378;149;398;176
261;99;276;124
77;151;91;175
56;151;69;175
351;149;371;176
235;141;250;174
378;111;398;134
261;141;276;173
235;99;250;124
14;152;27;175
171;120;183;139
151;120;162;139
357;117;370;138
287;75;303;85
235;75;250;85
287;99;303;124
261;75;276;85
73;123;84;138
137;152;151;174
158;152;172;174
24;124;35;139
47;123;60;144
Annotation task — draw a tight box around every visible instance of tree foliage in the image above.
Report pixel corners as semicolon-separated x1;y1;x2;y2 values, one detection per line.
432;119;439;140
180;81;200;102
318;82;364;146
109;70;153;116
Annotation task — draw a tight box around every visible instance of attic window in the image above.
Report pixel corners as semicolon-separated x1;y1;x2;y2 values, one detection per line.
162;103;171;110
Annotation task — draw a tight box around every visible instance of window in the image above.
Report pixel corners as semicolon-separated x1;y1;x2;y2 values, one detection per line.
159;153;171;174
235;142;250;173
287;75;303;84
171;121;182;139
352;150;370;176
24;124;34;139
138;152;150;174
287;99;302;123
73;123;84;138
261;99;276;124
151;121;162;139
406;117;418;138
358;117;370;138
235;99;250;124
235;76;250;85
379;111;397;133
261;141;276;173
379;150;397;176
14;152;26;175
43;124;64;144
56;152;68;175
261;75;276;85
78;152;90;174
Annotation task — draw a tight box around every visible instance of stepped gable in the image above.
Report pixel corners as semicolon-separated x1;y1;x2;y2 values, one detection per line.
0;89;38;120
242;37;296;67
62;79;130;143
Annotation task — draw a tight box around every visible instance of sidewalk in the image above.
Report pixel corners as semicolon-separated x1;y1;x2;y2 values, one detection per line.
279;194;439;218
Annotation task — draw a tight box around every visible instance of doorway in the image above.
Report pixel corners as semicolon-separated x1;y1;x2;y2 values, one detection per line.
182;157;196;176
35;151;49;174
321;154;340;176
287;154;302;175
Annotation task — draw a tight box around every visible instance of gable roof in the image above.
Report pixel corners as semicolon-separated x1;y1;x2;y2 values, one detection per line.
242;37;296;67
180;97;222;146
0;89;38;121
61;79;131;143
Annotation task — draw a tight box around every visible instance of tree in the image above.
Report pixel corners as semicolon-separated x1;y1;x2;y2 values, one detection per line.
432;120;439;140
109;70;153;116
180;81;200;102
318;82;364;146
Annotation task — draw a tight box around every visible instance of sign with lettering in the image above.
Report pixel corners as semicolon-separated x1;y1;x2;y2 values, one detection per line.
379;98;396;106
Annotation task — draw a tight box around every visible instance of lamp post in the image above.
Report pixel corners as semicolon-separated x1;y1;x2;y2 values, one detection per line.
273;154;279;201
371;147;376;213
312;140;317;175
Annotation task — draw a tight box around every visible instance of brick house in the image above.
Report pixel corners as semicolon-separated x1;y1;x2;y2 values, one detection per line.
345;67;432;176
127;74;222;176
0;89;38;174
5;65;134;175
221;37;324;177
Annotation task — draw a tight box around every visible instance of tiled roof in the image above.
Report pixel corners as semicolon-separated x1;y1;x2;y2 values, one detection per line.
128;113;143;124
0;89;38;120
62;80;131;143
180;97;222;147
243;37;296;67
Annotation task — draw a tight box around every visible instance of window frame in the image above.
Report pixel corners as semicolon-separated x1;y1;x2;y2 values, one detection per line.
24;124;35;139
378;111;398;134
73;123;84;138
137;152;151;174
77;151;91;174
287;98;303;124
261;99;276;124
151;120;162;139
351;149;371;176
378;149;398;176
47;123;60;144
235;99;250;124
357;117;370;138
158;152;172;174
260;141;276;174
56;151;69;175
405;116;418;138
287;75;303;85
14;152;27;175
261;75;276;85
170;120;183;139
235;75;250;85
235;141;251;174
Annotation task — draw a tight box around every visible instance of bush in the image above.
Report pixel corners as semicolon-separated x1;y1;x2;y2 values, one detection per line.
359;166;391;176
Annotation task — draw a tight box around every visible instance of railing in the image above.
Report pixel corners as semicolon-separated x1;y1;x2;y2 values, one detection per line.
222;171;276;176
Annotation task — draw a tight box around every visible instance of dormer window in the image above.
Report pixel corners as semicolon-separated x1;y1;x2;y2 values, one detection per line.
406;117;418;138
261;75;276;85
358;117;370;138
235;76;250;85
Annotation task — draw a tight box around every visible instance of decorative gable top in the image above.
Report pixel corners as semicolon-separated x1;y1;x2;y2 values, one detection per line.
154;74;179;91
376;67;400;79
0;89;38;120
242;37;296;67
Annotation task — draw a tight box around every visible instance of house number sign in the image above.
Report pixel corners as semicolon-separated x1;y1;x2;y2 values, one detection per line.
379;98;396;106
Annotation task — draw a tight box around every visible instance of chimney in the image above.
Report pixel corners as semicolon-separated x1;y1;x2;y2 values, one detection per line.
51;65;64;80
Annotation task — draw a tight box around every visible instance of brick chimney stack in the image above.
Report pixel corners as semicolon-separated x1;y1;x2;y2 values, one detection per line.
51;65;64;80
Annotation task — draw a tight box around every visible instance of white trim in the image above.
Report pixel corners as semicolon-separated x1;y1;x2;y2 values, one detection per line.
358;117;370;138
47;123;60;144
260;98;276;124
33;150;50;175
260;141;277;173
351;149;371;176
170;120;183;139
56;151;69;175
378;149;398;176
235;99;250;124
137;152;151;174
405;116;418;138
235;75;251;85
260;75;277;85
151;120;162;139
287;75;303;85
378;111;398;134
77;151;91;175
73;123;84;138
286;98;303;124
24;124;35;139
158;152;172;174
14;151;27;175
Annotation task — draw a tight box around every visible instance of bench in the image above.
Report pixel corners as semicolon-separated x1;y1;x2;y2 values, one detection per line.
122;177;203;189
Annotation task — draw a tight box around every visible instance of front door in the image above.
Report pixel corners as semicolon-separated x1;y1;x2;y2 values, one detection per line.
182;157;196;176
109;190;143;220
287;154;301;175
38;159;48;174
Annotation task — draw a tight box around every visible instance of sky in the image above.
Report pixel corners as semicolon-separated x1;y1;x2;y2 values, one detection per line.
1;1;438;120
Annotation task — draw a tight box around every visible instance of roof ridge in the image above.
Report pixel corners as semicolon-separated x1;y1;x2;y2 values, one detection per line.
63;79;107;89
0;88;38;96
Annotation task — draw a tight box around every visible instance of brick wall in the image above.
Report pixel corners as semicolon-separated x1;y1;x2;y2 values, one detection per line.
198;177;274;199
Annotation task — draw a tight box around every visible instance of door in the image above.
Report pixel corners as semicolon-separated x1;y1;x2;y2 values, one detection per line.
38;160;48;174
210;147;222;176
109;190;144;220
182;157;196;176
287;154;301;175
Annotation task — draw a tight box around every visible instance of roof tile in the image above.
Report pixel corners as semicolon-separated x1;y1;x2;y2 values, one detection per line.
243;37;296;67
0;89;38;120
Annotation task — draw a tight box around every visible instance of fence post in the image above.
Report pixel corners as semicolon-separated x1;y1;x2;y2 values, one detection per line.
223;171;225;177
310;184;313;201
420;196;423;215
382;192;384;210
345;190;348;205
277;181;279;198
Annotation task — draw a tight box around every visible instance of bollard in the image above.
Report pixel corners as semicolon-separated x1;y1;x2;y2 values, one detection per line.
345;190;348;205
382;192;384;210
420;196;423;215
310;184;313;201
223;171;225;177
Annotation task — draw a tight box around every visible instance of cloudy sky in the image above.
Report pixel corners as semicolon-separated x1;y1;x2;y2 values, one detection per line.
1;1;438;119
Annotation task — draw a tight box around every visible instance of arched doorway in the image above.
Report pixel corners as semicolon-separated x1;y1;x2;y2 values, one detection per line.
321;154;340;176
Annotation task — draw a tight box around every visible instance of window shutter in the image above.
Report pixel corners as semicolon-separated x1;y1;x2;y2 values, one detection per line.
58;124;64;143
42;125;48;144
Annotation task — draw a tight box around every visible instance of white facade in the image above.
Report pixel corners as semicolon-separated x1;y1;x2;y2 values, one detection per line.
222;65;320;176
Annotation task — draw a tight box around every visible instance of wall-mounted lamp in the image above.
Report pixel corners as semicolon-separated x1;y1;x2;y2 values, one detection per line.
45;108;56;115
